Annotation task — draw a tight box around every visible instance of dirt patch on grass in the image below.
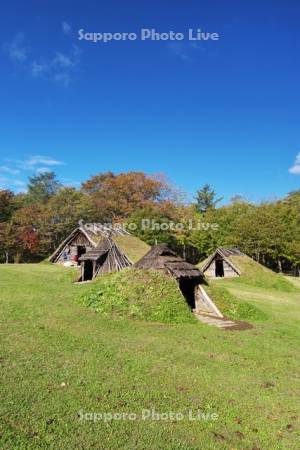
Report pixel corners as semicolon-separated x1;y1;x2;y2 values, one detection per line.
223;317;254;331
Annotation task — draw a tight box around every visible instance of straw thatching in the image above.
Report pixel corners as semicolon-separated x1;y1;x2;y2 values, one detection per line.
79;238;132;280
49;225;150;265
134;244;224;315
134;244;203;280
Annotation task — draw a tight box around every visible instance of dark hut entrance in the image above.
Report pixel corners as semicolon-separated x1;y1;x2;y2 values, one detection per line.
134;244;224;317
134;244;205;311
179;278;198;309
77;245;86;264
78;238;132;281
201;248;243;279
215;259;224;277
83;260;94;280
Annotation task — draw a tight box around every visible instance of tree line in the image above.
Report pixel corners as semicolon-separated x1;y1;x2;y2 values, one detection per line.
0;171;299;274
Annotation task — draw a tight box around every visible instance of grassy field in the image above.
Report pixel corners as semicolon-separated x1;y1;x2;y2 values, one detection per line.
0;264;300;449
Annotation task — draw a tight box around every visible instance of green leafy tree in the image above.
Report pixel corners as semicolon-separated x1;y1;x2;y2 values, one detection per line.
45;187;96;251
0;190;15;221
127;207;178;247
27;171;61;203
195;184;222;213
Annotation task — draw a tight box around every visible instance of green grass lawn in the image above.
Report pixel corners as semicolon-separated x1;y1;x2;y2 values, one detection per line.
0;264;300;449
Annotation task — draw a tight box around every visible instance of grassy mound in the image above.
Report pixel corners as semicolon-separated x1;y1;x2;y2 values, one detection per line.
199;254;297;292
206;282;269;322
231;255;297;292
200;254;295;322
79;269;196;324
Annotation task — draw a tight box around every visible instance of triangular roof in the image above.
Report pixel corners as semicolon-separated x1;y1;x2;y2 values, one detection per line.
79;237;132;276
134;244;203;279
201;247;244;275
78;238;113;261
49;225;150;263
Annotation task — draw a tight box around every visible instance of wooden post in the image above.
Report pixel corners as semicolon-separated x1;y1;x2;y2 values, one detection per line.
82;262;85;281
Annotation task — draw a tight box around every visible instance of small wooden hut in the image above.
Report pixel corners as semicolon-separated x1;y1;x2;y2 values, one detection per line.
134;244;223;316
78;238;132;281
49;227;97;264
49;225;150;267
201;248;244;278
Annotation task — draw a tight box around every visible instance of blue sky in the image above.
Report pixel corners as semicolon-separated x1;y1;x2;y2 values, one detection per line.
1;0;300;202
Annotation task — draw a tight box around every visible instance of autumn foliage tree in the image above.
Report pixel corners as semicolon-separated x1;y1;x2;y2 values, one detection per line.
81;172;175;221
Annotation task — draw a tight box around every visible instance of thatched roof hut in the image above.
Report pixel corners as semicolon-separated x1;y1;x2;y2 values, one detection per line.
133;245;224;315
78;238;132;281
134;244;203;280
200;247;245;278
49;225;150;266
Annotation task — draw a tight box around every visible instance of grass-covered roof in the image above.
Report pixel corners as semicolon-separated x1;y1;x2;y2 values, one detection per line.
199;248;296;292
49;226;150;263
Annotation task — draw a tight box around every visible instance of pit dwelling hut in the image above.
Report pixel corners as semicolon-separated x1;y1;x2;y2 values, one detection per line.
201;247;245;278
134;244;223;317
49;225;150;280
78;237;132;281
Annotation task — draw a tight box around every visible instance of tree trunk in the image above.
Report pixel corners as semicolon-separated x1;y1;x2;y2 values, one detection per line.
5;251;9;264
14;252;21;264
277;259;283;273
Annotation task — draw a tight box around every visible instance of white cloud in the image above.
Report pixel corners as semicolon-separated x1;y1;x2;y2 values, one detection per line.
0;155;65;192
51;47;81;85
3;29;81;87
72;45;81;57
3;33;29;63
36;167;51;174
62;21;71;35
167;41;206;61
30;47;80;85
25;155;65;168
167;42;190;61
53;72;71;87
0;166;20;175
289;153;300;175
6;155;65;171
31;61;49;77
0;176;26;189
12;179;26;186
53;52;75;68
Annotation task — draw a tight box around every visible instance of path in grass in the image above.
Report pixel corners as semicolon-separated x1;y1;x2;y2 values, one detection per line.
194;312;253;330
0;264;300;449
